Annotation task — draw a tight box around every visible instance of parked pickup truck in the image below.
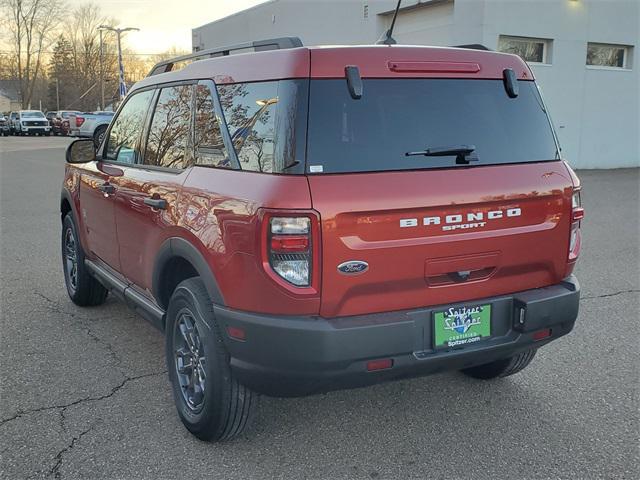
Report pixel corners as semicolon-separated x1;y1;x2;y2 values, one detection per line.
69;111;114;146
12;110;51;136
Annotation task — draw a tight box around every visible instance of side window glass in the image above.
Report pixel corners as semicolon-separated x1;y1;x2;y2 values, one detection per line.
217;81;278;173
144;85;192;169
104;90;154;164
194;83;230;168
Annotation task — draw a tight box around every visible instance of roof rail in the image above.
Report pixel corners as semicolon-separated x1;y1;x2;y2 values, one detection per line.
147;37;304;77
453;44;492;51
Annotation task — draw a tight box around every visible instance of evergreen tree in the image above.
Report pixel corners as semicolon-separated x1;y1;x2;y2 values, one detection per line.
47;36;76;110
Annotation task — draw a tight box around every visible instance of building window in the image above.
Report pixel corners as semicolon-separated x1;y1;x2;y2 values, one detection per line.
498;35;552;64
586;43;632;69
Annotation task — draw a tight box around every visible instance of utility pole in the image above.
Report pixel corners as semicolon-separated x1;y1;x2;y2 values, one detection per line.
56;78;60;111
99;28;104;110
98;25;140;104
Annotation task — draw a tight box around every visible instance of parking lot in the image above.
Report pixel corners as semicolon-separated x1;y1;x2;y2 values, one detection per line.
0;136;638;479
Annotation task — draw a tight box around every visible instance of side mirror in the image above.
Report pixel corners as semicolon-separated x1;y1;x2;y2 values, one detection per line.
66;138;96;164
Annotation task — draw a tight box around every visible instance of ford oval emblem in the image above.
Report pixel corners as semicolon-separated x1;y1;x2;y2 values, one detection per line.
337;260;369;275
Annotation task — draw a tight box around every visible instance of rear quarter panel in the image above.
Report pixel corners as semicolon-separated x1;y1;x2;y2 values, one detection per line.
177;167;318;315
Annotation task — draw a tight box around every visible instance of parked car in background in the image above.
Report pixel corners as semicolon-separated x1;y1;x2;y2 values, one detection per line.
48;110;82;136
8;112;18;134
13;110;51;136
46;111;57;127
69;111;114;146
0;114;9;136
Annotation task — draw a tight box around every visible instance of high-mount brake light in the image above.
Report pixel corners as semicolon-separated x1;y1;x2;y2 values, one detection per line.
569;189;583;261
269;217;312;287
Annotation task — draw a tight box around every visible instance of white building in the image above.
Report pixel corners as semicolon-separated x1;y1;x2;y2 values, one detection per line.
193;0;639;169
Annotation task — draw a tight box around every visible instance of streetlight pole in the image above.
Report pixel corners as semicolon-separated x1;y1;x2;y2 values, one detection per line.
98;25;139;105
99;28;104;110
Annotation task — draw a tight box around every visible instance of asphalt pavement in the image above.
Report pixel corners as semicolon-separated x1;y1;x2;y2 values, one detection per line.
1;136;638;479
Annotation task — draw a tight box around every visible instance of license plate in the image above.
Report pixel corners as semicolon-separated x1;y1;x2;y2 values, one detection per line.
433;304;491;348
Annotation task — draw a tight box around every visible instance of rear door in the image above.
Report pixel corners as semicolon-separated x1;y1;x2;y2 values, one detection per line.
113;83;193;292
305;78;574;318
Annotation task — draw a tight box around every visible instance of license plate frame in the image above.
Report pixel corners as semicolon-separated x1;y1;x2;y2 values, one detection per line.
433;303;492;349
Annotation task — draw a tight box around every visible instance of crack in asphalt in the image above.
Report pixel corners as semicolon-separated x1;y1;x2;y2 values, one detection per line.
47;425;95;480
18;369;166;480
0;370;166;428
581;289;640;300
33;291;125;369
6;292;167;479
33;292;80;318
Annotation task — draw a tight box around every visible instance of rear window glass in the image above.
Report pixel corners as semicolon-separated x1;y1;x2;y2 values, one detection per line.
194;82;230;169
306;79;558;174
216;80;308;174
144;85;192;169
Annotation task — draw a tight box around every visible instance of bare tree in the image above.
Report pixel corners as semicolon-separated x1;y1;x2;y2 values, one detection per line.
1;0;65;107
150;46;189;64
61;3;119;110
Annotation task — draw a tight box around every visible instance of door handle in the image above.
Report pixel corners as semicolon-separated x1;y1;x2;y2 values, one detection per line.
98;182;116;195
143;197;167;210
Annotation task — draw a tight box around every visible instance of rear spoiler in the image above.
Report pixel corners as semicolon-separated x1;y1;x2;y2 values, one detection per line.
147;37;304;77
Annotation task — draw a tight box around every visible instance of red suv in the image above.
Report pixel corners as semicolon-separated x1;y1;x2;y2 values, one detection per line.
61;38;583;441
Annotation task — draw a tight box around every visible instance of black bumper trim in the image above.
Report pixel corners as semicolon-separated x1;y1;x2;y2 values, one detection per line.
215;276;580;397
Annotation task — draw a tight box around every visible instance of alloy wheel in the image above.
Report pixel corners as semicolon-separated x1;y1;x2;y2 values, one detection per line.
174;311;207;413
63;227;78;293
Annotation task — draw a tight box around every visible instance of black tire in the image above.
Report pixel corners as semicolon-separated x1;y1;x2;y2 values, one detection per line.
166;277;257;442
61;213;108;306
461;348;537;380
93;125;107;148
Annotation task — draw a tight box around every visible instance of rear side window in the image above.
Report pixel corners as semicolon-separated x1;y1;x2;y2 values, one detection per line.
217;80;308;174
144;85;192;169
104;90;154;164
194;82;230;168
307;79;559;174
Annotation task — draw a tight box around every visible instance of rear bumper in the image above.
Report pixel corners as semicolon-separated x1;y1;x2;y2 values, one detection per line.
216;276;580;397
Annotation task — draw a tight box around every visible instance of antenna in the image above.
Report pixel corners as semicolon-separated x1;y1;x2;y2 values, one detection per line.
376;0;402;45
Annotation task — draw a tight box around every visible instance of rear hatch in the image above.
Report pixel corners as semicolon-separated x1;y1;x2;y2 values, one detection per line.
305;71;574;318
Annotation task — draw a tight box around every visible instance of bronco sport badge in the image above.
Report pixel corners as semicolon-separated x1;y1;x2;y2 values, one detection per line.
400;208;522;232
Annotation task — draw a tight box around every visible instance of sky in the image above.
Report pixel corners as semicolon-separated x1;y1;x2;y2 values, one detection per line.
69;0;265;54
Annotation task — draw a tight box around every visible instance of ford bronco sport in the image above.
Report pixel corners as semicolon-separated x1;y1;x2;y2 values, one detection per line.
61;37;583;441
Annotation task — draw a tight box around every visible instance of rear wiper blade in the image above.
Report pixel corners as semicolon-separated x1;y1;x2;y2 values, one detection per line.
405;144;479;164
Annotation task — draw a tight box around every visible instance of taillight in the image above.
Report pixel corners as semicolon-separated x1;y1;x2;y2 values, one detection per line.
268;216;313;287
76;116;85;127
569;189;583;261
